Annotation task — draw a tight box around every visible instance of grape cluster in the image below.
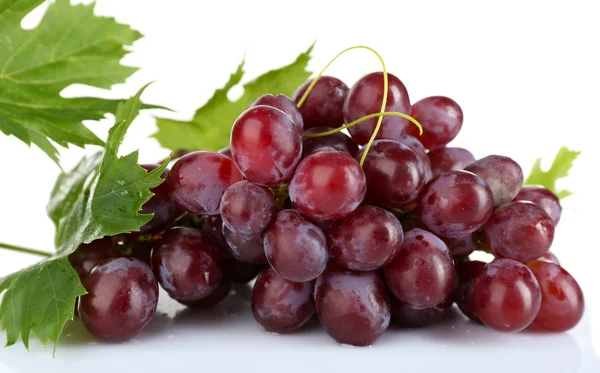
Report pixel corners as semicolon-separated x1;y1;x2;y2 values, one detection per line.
69;70;583;346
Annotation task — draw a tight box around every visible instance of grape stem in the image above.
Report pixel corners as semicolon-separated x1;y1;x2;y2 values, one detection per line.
0;242;52;258
303;111;423;139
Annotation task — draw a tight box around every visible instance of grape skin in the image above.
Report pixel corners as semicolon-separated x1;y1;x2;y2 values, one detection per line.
396;134;433;181
428;147;475;178
513;185;562;225
465;155;523;207
139;164;184;234
472;259;541;332
220;180;276;235
417;170;494;238
390;296;452;328
454;260;486;323
441;233;477;258
79;257;158;342
406;96;463;150
252;267;315;333
252;93;304;133
289;151;366;222
315;263;390;346
222;226;267;264
69;238;118;280
292;76;349;129
302;127;358;158
483;201;555;263
200;215;231;257
178;277;232;309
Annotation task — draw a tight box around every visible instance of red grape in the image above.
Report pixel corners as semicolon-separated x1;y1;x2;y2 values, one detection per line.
465;155;523;207
406;96;463;150
396;134;433;181
513;185;562;225
390;296;452;328
292;76;349;129
69;238;119;280
302;127;358;158
178;277;232;309
200;215;231;257
252;93;304;133
442;233;477;258
139;164;184;234
538;251;560;265
454;260;486;322
222;258;264;283
220;180;276;235
222;226;267;264
428;147;475;178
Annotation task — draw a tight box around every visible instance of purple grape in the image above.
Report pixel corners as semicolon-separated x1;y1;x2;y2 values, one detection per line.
315;263;390;346
167;151;243;215
252;93;304;133
390;297;452;328
382;228;454;308
251;267;315;333
200;215;231;257
406;96;463;150
327;205;403;271
513;185;562;225
178;277;232;309
220;180;276;235
139;164;184;234
151;227;222;301
428;147;475;178
358;140;426;208
302;127;358;158
79;257;158;342
465;155;524;207
69;238;119;280
396;134;433;181
264;209;328;282
416;170;494;238
292;76;349;129
344;72;411;146
442;233;477;258
222;226;267;264
483;201;555;263
454;260;486;323
231;105;302;186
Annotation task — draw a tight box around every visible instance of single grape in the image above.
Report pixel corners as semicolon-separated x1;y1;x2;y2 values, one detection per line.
344;72;411;145
327;205;403;271
79;257;158;342
231;105;302;186
406;96;463;150
302;127;359;158
483;201;554;263
417;170;494;238
396;134;433;181
538;251;560;265
513;185;562;225
167;151;243;215
218;146;233;159
454;260;487;322
200;215;231;257
151;227;222;301
358;140;426;208
289;151;366;221
138;164;184;234
264;209;328;282
428;147;475;178
69;238;119;280
222;258;264;283
222;225;267;264
292;76;349;129
390;297;451;328
465;155;523;207
315;263;390;346
472;259;541;332
251;93;304;133
251;267;315;333
442;233;477;258
382;228;454;308
527;261;584;332
178;277;232;309
220;180;276;235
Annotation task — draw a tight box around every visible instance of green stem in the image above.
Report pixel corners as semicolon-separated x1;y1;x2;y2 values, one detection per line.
0;242;52;258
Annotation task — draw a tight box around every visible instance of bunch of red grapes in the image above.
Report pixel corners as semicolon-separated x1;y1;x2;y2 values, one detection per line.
71;70;584;345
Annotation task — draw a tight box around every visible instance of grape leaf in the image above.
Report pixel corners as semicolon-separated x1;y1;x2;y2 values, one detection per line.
525;146;581;199
0;0;141;163
48;85;170;255
0;257;85;352
153;44;314;152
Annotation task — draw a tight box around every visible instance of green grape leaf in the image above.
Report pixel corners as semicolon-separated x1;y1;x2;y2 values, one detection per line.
0;0;142;163
153;44;314;152
0;257;86;353
48;85;170;255
525;146;581;199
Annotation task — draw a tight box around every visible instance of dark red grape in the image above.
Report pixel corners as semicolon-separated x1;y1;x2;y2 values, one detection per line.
292;76;349;129
315;263;390;346
483;201;554;263
406;96;463;150
455;260;486;322
139;164;184;234
252;93;304;133
344;72;411;145
396;134;433;181
178;277;232;309
220;180;276;235
417;170;493;238
69;238;119;280
151;227;222;301
302;127;358;158
513;185;562;225
231;105;302;186
382;228;454;308
327;205;403;271
200;215;231;257
472;259;541;332
390;296;451;328
251;267;315;333
264;209;328;282
167;151;243;215
527;261;584;332
222;258;264;283
465;155;524;207
217;146;233;159
442;233;477;258
428;147;475;178
128;238;154;266
358;140;426;208
79;257;158;342
222;226;267;264
289;151;366;221
538;251;560;265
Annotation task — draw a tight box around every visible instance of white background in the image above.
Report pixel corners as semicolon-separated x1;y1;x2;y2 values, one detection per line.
0;0;599;371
